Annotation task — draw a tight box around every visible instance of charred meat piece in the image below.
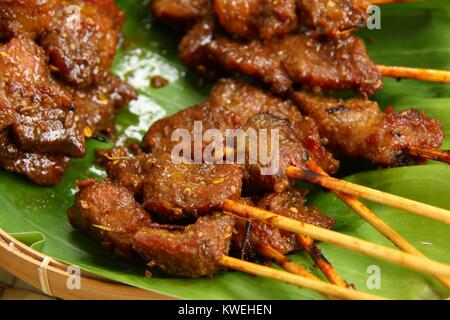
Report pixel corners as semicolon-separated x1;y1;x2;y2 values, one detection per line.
213;0;297;39
259;187;334;229
0;38;86;157
251;187;334;255
178;18;214;67
81;0;125;29
298;0;369;36
68;179;153;260
143;79;338;174
204;34;382;97
0;91;14;131
143;155;243;221
242;113;308;193
104;150;157;197
0;131;70;185
70;74;137;135
207;78;302;128
0;0;60;39
151;0;211;23
205;37;293;95
40;0;122;88
292;91;444;166
12;106;85;157
206;79;339;174
133;212;234;278
271;34;382;97
142;102;209;155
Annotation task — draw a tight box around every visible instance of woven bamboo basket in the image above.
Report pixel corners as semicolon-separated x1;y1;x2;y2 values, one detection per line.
0;228;173;300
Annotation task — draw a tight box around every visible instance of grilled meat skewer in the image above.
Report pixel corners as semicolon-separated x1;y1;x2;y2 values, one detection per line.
74;155;334;276
68;178;235;277
68;179;154;260
152;0;379;39
143;79;339;175
292;91;444;167
179;21;382;96
134;212;235;277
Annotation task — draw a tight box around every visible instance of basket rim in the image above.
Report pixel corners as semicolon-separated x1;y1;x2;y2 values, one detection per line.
0;228;174;300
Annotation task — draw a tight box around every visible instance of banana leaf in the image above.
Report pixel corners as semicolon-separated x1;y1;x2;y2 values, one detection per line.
0;0;449;300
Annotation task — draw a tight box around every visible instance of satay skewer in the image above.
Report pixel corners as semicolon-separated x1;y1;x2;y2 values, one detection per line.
223;199;450;279
285;165;450;224
306;161;450;290
93;223;376;299
219;256;386;300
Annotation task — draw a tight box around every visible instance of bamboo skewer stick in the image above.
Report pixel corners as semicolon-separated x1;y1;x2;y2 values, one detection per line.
223;199;450;279
407;146;450;165
285;166;450;224
259;245;321;282
306;161;450;290
89;224;377;299
377;65;450;83
296;234;351;288
219;256;386;300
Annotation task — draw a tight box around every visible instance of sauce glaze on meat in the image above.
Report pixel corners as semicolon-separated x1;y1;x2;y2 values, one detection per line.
293;91;444;166
0;0;136;184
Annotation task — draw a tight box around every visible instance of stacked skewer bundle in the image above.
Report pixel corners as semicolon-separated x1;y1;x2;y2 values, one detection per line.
69;77;450;300
77;0;449;299
0;0;449;300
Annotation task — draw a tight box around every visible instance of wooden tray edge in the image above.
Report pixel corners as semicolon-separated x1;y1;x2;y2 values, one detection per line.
0;229;174;300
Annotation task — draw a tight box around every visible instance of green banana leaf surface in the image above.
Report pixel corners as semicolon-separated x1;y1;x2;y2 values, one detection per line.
0;0;449;300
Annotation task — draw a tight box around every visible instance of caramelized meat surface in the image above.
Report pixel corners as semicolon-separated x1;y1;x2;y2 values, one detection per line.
70;74;137;135
298;0;369;36
272;35;382;97
293;91;444;166
143;155;243;221
251;187;334;255
142;103;209;156
207;79;339;173
242;113;308;193
104;150;157;197
143;79;338;174
151;0;211;23
0;1;133;184
40;0;121;88
153;0;370;38
0;91;14;131
12;106;85;157
81;0;125;28
178;18;214;67
133;212;234;277
68;179;153;260
214;0;297;39
0;0;60;39
0;38;86;157
203;34;382;97
0;131;70;185
205;37;293;95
